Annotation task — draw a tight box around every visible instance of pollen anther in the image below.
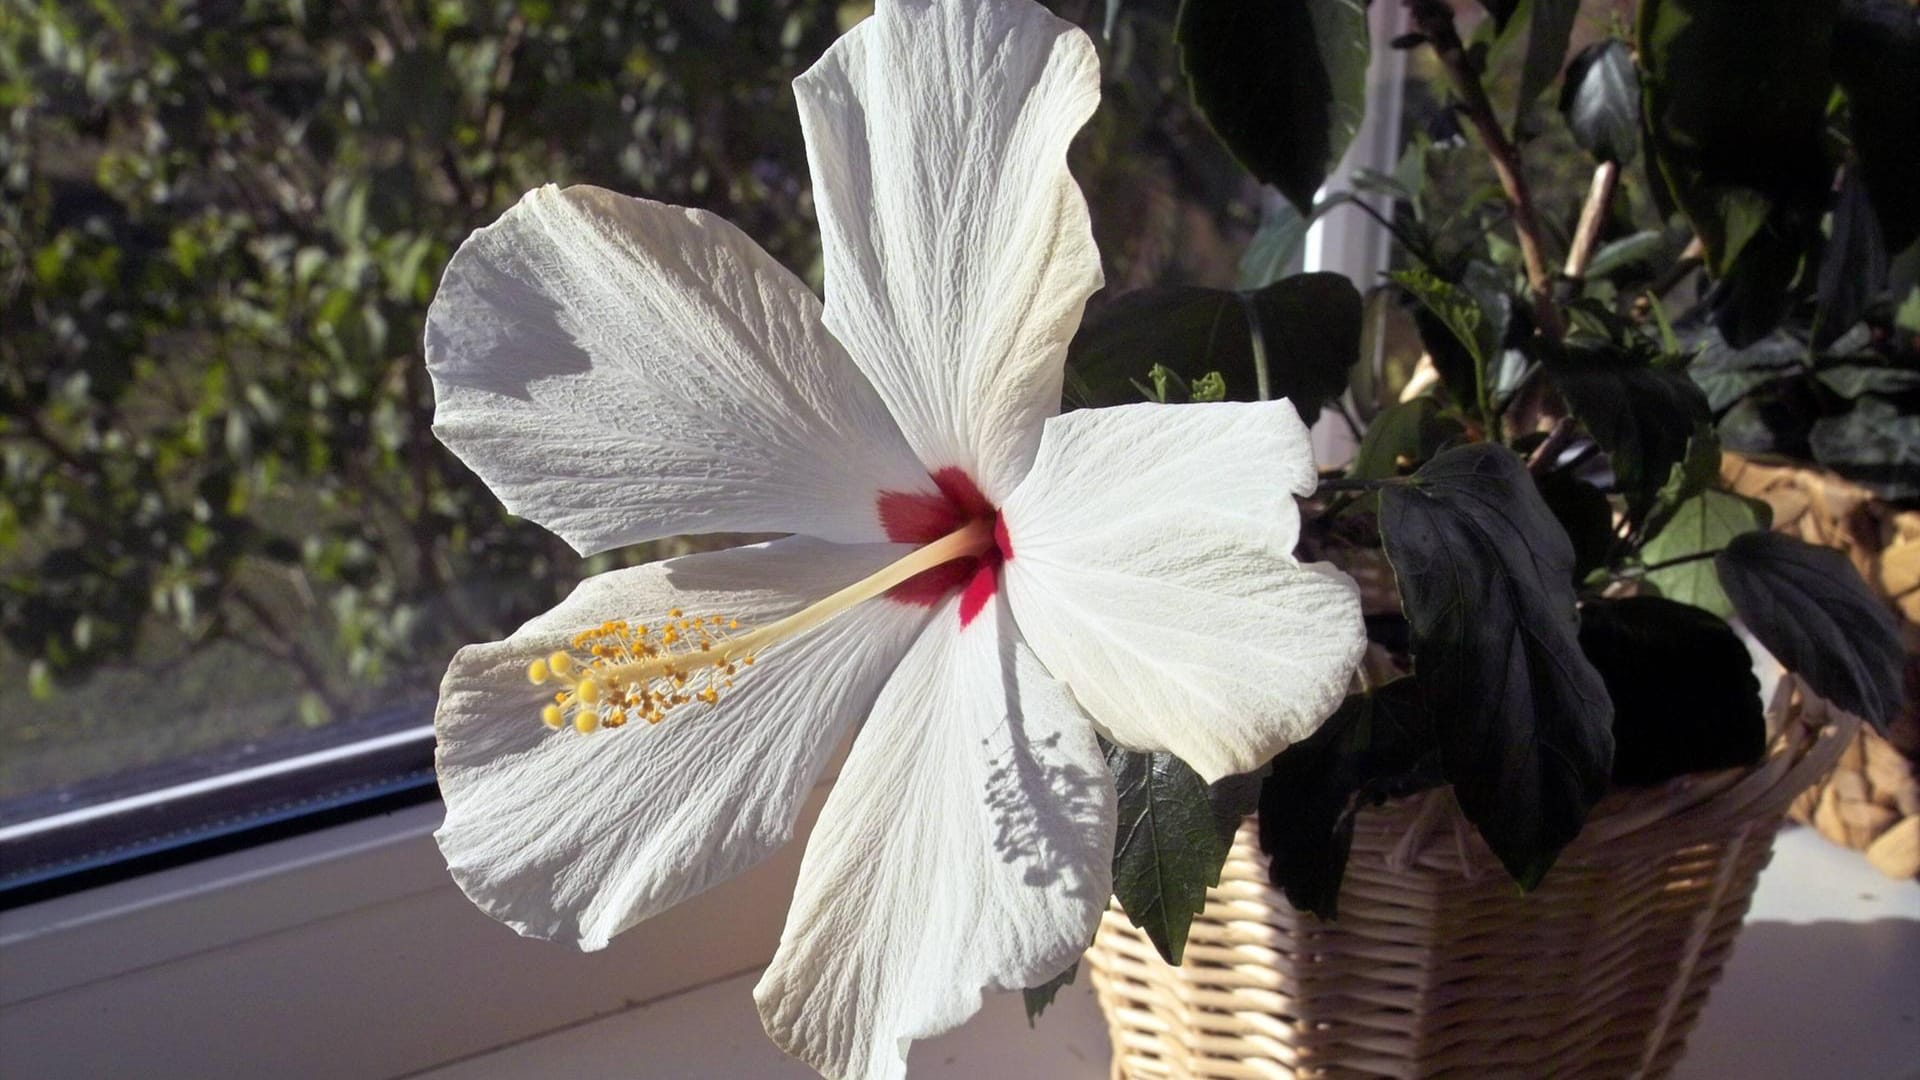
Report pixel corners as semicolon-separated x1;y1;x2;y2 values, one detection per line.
523;517;995;736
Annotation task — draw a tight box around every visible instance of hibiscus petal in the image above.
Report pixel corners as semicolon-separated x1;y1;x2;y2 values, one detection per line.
754;593;1114;1080
426;185;934;554
794;0;1104;503
1000;401;1366;782
435;537;931;950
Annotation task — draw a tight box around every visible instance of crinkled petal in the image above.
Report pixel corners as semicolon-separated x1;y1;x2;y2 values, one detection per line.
794;0;1104;503
434;537;931;950
754;593;1114;1080
1000;401;1366;782
426;185;934;554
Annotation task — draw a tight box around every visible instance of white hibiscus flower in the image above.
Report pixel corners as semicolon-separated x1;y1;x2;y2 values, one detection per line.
424;1;1366;1077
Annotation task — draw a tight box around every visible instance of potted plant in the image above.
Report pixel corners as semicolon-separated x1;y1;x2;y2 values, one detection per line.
1064;0;1912;1074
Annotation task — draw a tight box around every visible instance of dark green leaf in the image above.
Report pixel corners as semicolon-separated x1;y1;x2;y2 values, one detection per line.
1544;340;1713;522
1808;396;1920;501
1559;39;1639;166
1646;428;1723;529
1066;275;1361;423
1716;531;1906;731
1474;0;1522;32
1814;365;1920;401
1023;962;1078;1026
1349;397;1468;480
1584;230;1666;281
1641;490;1771;616
1208;769;1266;849
1239;199;1311;289
1259;678;1440;919
1833;0;1920;254
1378;444;1616;887
1392;266;1512;416
1106;746;1230;965
1536;470;1614;584
1638;0;1837;275
1250;272;1364;421
1814;168;1891;349
1509;0;1580;124
1068;288;1248;407
1579;596;1765;786
1178;0;1371;214
1684;328;1807;413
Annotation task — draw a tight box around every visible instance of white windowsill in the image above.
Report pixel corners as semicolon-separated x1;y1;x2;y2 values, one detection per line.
3;787;1915;1080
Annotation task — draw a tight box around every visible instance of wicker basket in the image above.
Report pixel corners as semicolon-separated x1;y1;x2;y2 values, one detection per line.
1086;680;1858;1080
1722;452;1920;877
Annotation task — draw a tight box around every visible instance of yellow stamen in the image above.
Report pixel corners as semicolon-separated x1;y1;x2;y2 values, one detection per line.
525;518;993;734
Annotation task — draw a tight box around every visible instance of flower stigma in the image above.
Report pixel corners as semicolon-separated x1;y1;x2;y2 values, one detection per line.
527;517;997;733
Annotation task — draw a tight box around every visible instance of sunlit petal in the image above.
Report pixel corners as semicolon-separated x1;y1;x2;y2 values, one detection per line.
1002;400;1366;782
794;0;1104;502
755;593;1114;1080
426;185;934;555
435;537;931;949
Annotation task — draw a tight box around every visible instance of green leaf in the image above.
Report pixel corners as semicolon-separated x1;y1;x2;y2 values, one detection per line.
1474;0;1522;32
1106;746;1230;965
1640;490;1771;616
1349;397;1468;481
1639;0;1836;343
1579;596;1766;786
1543;340;1713;522
1716;531;1906;732
1684;328;1807;413
1559;39;1639;166
1239;199;1311;289
1813;168;1891;349
1808;395;1920;502
1250;272;1364;420
1833;0;1920;254
1259;678;1440;919
1507;0;1580;125
1023;962;1078;1026
1536;470;1614;584
1583;230;1665;279
1813;365;1920;401
1189;371;1229;403
1378;444;1616;888
1065;275;1361;423
1638;0;1837;274
1647;428;1723;529
1391;266;1511;419
1178;0;1371;214
1900;287;1920;334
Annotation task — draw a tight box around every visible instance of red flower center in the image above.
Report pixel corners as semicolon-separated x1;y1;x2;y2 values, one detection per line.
876;467;1013;627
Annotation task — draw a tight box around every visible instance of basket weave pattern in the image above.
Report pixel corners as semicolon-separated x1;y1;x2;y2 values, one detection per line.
1722;453;1920;876
1087;684;1856;1080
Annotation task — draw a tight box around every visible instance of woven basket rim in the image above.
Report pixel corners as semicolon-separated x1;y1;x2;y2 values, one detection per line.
1364;676;1860;876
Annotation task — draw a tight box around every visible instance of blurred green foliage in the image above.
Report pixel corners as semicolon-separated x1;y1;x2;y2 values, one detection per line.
0;0;1251;795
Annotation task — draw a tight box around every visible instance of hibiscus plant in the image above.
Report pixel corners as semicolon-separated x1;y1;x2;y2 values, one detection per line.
1060;0;1912;946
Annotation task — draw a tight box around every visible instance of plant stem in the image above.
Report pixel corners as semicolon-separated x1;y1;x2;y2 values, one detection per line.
1316;476;1388;493
1620;547;1723;576
1406;0;1564;340
1564;161;1620;280
1526;416;1577;474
